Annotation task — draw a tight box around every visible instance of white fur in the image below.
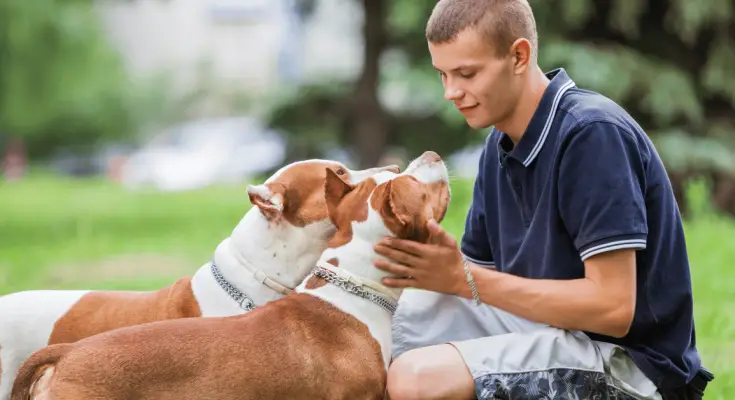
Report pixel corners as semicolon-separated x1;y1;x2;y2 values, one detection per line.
296;152;449;369
0;159;391;399
191;212;335;317
0;290;89;398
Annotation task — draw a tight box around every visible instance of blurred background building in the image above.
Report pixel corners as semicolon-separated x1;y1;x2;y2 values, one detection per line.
99;0;363;96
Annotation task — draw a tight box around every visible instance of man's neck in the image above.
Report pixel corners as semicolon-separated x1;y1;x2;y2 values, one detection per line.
497;66;550;144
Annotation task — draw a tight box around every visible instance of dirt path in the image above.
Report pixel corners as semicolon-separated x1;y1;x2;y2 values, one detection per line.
42;254;197;287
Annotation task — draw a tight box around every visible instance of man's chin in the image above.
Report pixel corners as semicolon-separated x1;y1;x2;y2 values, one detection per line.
465;118;493;130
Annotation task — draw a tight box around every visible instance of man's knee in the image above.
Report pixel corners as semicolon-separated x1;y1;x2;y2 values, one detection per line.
386;344;475;400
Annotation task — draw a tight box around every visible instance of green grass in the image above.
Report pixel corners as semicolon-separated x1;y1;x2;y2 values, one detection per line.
0;174;732;397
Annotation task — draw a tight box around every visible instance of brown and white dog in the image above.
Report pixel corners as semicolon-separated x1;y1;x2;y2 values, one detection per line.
0;159;399;399
11;151;450;400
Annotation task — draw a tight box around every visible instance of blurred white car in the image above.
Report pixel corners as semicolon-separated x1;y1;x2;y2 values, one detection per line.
121;116;287;191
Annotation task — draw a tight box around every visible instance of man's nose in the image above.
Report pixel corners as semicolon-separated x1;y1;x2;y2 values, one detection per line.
444;84;464;101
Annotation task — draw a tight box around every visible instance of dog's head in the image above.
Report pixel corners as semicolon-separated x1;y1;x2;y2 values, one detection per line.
324;151;451;248
246;160;401;232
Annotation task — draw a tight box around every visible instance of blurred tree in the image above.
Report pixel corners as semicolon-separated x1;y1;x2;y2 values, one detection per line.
531;0;735;216
0;0;147;160
268;0;735;216
267;0;481;169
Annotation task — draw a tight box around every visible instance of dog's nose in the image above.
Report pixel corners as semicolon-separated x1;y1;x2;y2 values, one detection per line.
420;151;442;164
383;165;401;173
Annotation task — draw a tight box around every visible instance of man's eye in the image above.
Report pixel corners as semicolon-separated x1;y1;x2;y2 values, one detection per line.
460;72;476;79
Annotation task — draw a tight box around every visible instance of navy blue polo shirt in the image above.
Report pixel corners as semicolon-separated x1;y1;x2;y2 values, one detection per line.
460;68;701;390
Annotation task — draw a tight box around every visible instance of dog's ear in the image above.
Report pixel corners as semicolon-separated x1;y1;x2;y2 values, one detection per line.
324;167;354;225
247;183;286;221
377;180;408;233
377;178;431;242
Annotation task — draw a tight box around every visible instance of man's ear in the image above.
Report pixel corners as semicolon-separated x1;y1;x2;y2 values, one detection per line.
510;38;532;75
324;167;354;225
247;183;285;221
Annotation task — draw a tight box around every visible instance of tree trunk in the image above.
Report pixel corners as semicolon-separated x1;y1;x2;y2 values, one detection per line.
669;170;691;218
711;171;735;218
1;136;28;181
350;0;390;169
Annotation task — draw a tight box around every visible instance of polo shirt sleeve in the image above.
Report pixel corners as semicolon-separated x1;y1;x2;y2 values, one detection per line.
558;121;648;261
460;147;495;267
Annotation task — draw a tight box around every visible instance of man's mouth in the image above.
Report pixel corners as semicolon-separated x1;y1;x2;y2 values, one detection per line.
457;104;478;112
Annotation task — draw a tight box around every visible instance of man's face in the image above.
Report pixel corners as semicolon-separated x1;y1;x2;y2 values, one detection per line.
429;28;521;130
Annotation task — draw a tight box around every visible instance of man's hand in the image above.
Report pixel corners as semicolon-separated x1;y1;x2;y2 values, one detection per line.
373;219;467;295
374;219;637;338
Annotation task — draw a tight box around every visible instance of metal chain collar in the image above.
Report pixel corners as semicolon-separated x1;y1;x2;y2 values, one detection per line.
210;261;257;311
313;267;397;315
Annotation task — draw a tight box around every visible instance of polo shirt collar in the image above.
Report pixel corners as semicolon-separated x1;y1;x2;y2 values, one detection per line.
497;68;576;167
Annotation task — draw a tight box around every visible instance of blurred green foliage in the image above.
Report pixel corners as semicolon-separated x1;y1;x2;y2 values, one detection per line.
0;0;215;158
266;0;735;215
0;0;139;156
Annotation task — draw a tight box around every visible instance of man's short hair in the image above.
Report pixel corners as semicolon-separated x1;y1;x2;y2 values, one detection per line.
426;0;538;60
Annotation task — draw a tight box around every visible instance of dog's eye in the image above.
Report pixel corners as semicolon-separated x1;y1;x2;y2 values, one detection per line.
336;168;345;176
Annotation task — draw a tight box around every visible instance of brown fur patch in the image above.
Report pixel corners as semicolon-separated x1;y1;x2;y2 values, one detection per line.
15;294;386;400
304;258;339;290
427;180;451;223
371;176;435;242
47;277;201;345
250;161;397;230
303;275;326;290
11;342;73;400
251;162;357;228
323;169;449;248
324;169;377;248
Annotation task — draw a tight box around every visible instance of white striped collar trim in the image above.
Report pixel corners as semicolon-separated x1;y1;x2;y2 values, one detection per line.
462;254;495;267
580;239;647;261
522;79;576;167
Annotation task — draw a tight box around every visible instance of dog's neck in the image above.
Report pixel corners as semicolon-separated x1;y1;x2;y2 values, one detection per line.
314;236;403;302
295;230;405;368
208;207;335;307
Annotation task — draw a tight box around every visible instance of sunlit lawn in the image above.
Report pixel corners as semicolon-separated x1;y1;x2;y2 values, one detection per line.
0;174;731;397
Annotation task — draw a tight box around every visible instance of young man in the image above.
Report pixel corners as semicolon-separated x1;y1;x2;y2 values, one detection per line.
373;0;712;399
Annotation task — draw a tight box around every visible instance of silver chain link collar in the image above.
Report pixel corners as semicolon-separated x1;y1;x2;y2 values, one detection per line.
313;266;397;315
210;261;257;311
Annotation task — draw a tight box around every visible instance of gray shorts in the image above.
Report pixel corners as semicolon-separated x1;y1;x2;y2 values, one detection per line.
392;289;662;400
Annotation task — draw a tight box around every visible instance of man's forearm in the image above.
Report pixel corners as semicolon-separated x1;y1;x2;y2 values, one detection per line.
455;265;634;338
